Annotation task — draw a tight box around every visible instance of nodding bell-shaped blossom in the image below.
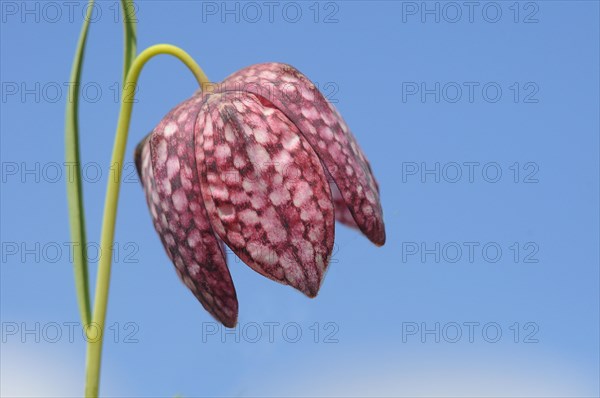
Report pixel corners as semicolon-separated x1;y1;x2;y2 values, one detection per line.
135;63;385;327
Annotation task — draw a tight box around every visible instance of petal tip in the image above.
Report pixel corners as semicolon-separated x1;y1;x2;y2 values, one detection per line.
362;215;386;247
221;314;238;329
305;273;326;299
287;276;322;299
373;228;386;247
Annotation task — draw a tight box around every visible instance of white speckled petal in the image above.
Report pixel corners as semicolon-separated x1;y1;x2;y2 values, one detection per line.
135;95;238;327
195;91;335;297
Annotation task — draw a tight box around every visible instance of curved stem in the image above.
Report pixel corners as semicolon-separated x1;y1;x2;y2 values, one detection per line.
84;44;209;398
65;0;95;327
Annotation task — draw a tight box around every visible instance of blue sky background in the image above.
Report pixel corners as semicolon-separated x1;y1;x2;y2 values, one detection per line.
1;1;599;396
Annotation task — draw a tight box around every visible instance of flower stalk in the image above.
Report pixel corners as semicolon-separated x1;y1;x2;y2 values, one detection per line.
84;44;208;398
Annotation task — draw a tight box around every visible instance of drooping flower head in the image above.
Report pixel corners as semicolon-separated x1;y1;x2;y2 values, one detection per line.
135;63;385;327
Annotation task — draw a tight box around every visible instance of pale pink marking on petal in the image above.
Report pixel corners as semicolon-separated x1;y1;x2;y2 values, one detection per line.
195;91;335;297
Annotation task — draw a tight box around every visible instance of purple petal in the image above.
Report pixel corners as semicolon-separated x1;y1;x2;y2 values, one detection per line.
136;95;238;327
194;91;335;297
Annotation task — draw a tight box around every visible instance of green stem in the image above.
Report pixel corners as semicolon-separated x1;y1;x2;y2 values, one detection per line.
120;0;137;83
84;44;209;398
66;0;138;328
65;0;95;327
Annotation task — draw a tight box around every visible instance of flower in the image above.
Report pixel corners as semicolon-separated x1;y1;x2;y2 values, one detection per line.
134;63;385;327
